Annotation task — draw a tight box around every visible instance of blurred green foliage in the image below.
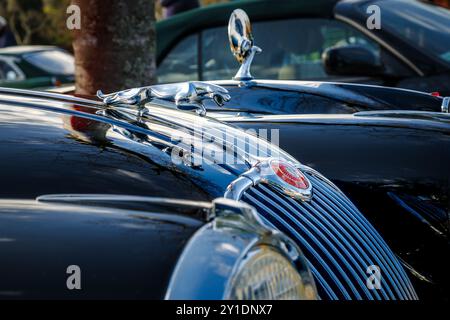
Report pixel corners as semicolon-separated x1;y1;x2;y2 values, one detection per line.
0;0;72;50
0;0;230;50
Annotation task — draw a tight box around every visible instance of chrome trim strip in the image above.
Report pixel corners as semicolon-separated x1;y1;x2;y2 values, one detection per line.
0;87;103;106
354;110;450;122
224;176;254;200
442;97;449;113
37;194;212;208
335;14;424;77
47;84;76;94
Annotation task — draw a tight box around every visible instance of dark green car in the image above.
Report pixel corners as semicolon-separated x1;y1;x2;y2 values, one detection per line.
0;46;74;89
156;0;450;95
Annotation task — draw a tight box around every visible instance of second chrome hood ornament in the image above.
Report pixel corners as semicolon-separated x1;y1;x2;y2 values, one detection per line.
97;81;231;117
228;9;261;81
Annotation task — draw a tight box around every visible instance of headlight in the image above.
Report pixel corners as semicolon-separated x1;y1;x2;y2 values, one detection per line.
225;245;316;300
165;198;318;300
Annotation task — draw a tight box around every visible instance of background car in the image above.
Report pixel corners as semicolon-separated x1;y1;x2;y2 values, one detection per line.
156;0;450;95
0;46;74;89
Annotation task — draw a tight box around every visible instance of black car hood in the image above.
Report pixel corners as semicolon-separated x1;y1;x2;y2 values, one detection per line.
0;90;295;201
0;198;204;299
211;80;444;113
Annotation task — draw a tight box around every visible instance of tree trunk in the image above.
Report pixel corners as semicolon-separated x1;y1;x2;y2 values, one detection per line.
72;0;156;95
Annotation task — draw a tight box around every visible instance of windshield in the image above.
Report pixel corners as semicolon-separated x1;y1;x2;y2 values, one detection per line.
24;50;75;75
368;0;450;66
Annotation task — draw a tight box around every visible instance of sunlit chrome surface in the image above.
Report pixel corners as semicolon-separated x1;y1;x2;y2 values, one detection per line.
442;97;449;113
354;110;450;123
97;81;231;117
165;197;317;300
0;86;102;106
224;158;312;202
37;194;212;209
228;9;261;81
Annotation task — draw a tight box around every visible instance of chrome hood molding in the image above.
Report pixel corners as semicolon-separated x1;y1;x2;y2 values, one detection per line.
442;97;449;113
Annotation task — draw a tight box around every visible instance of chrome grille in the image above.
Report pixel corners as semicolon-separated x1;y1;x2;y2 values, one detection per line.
242;170;418;300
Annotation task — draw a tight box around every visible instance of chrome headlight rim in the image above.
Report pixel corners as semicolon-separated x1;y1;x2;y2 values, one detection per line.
164;198;318;300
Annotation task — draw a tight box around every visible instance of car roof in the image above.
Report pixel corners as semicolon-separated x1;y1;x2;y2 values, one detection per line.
156;0;338;62
0;45;60;56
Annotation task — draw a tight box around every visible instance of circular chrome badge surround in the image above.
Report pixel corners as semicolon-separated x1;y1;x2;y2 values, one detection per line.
261;159;313;201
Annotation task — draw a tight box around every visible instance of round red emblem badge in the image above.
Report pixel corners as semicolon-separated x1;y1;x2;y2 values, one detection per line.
270;160;309;190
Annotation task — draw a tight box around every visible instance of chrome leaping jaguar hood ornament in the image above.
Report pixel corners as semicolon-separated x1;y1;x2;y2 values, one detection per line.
228;9;261;81
97;81;231;117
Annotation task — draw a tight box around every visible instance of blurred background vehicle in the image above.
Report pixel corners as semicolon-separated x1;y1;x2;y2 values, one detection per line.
156;0;450;95
159;0;200;18
0;46;74;89
0;16;17;48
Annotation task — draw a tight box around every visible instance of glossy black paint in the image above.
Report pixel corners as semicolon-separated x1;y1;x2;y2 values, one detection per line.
0;200;203;299
208;81;444;114
323;45;384;77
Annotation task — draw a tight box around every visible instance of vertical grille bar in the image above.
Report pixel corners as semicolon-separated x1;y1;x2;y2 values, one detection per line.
242;171;418;300
307;173;417;299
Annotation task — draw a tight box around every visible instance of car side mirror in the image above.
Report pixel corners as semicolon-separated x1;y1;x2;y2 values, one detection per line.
322;45;383;77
